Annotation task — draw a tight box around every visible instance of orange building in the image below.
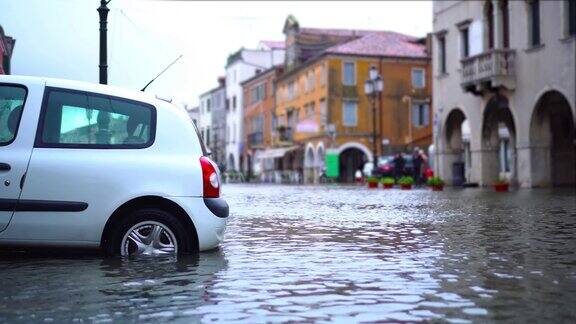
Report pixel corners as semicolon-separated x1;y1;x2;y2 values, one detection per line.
274;16;432;183
241;66;284;180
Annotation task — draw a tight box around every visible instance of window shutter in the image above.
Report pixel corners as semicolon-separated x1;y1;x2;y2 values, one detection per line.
423;104;430;126
412;104;419;126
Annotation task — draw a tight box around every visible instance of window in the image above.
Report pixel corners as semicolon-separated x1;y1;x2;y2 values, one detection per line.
411;69;425;89
288;81;295;100
438;35;447;74
250;83;267;104
320;99;327;127
343;62;356;86
320;63;327;86
411;102;430;127
232;96;237;110
485;1;495;49
206;98;211;112
460;26;470;58
528;0;541;47
567;0;576;36
0;85;27;145
342;101;357;127
206;128;210;146
38;88;154;148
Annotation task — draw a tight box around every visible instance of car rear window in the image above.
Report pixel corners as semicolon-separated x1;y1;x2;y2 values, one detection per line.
0;85;27;146
37;88;155;148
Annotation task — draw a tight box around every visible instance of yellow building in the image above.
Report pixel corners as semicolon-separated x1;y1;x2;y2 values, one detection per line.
274;16;432;183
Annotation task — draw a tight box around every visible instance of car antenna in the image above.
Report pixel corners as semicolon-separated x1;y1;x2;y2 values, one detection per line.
141;54;183;92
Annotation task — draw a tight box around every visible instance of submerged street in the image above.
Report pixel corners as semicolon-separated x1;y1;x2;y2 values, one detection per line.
1;184;575;323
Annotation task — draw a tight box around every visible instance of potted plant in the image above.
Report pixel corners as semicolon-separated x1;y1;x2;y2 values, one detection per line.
366;176;379;189
381;177;395;189
398;176;414;190
494;177;509;192
427;176;445;191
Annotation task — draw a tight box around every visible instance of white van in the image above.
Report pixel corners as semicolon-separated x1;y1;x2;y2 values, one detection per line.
0;75;228;256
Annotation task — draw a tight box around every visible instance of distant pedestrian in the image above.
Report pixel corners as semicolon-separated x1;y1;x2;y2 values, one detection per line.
393;153;405;180
413;149;424;185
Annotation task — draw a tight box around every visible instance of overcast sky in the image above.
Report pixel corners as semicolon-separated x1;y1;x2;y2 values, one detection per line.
0;0;432;107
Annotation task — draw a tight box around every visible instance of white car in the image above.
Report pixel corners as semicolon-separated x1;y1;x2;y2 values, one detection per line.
0;75;228;256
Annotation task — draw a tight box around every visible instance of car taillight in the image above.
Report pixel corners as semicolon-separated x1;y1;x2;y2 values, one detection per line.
200;156;220;198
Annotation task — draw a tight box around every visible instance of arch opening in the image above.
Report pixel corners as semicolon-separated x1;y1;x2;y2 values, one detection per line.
481;94;517;186
529;90;575;187
443;109;471;186
339;148;368;183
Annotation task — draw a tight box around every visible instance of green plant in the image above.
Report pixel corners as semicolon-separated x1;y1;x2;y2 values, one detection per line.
494;176;509;185
381;177;395;185
427;176;444;186
366;176;379;183
398;176;414;185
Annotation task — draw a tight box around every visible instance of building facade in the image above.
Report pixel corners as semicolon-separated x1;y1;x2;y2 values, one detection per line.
198;77;227;167
433;0;576;187
210;78;227;167
274;16;432;183
224;45;285;171
241;66;284;181
186;105;199;126
0;25;16;75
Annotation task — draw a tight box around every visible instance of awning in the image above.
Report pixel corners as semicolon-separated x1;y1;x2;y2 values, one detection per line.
256;146;299;159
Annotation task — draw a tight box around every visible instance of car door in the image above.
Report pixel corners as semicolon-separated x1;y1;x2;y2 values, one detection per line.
0;80;43;232
6;87;156;243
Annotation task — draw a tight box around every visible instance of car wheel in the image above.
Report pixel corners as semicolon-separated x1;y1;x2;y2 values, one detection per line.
106;208;190;256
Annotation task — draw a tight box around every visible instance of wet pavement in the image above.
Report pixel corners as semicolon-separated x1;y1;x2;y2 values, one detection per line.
1;184;575;323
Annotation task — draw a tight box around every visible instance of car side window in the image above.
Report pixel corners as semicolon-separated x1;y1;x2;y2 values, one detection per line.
38;88;154;148
0;85;27;146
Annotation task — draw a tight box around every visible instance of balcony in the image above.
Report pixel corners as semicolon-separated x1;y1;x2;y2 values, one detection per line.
274;126;293;146
460;49;516;95
247;131;264;147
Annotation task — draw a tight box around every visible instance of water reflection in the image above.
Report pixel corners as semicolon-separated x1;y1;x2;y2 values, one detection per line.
0;250;227;322
0;185;575;322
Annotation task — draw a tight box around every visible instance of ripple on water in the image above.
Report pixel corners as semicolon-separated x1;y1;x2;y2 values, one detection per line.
0;184;575;322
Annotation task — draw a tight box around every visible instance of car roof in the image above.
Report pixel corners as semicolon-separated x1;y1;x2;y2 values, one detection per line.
0;74;160;106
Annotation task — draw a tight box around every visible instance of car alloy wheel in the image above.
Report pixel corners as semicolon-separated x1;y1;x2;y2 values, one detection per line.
120;221;178;256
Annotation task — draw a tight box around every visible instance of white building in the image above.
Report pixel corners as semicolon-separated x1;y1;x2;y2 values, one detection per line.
198;90;213;152
433;0;575;188
185;105;199;126
224;43;285;171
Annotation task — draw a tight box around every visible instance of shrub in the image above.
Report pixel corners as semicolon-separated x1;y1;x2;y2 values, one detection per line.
427;176;444;186
381;177;395;185
494;176;509;185
398;176;414;185
366;176;379;183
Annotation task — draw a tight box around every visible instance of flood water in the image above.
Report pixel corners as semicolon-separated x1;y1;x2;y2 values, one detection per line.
1;184;575;323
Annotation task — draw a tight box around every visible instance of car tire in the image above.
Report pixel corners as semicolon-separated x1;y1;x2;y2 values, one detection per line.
105;208;191;256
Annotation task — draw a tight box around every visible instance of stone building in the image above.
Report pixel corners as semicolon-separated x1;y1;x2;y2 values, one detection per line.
224;43;285;171
241;66;284;181
275;16;432;183
198;77;227;167
433;0;576;187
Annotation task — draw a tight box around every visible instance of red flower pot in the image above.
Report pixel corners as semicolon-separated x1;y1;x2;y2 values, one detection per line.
367;182;378;189
383;183;393;189
400;184;412;190
431;185;444;191
494;183;509;192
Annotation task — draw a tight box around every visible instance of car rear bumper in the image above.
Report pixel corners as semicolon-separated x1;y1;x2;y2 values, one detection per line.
166;196;228;252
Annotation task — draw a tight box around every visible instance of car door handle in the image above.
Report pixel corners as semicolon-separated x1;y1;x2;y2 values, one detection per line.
0;163;11;171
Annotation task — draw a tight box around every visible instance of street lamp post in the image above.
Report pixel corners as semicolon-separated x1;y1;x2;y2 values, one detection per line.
98;0;111;85
364;66;384;175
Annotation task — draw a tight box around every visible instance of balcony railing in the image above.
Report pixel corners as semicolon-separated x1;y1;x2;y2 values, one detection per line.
248;131;264;147
460;49;516;93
